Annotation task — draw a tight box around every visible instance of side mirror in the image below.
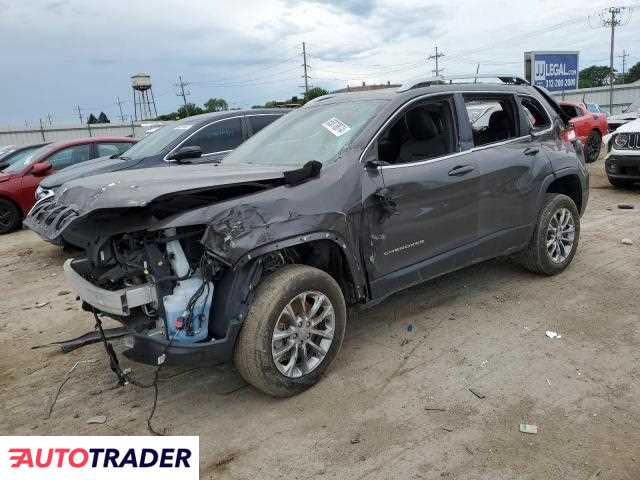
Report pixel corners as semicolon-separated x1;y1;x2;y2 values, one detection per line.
167;146;202;163
30;162;51;176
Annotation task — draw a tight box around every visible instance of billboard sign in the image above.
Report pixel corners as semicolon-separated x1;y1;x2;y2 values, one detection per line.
525;51;579;92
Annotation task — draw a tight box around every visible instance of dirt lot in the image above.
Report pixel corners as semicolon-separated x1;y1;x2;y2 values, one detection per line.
1;163;639;479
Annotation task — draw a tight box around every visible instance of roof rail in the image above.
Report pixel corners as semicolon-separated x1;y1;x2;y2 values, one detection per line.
397;74;530;92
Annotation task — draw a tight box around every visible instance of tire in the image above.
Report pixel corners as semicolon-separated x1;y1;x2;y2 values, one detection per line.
0;198;21;234
517;193;580;276
584;131;601;163
234;264;347;397
608;177;636;189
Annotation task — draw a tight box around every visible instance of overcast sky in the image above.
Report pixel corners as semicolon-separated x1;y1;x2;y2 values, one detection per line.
1;0;639;127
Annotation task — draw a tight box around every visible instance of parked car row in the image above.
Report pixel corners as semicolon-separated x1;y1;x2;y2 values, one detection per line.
16;76;592;397
0;109;287;234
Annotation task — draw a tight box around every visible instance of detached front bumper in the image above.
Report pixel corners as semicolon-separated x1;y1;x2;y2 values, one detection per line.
63;258;238;366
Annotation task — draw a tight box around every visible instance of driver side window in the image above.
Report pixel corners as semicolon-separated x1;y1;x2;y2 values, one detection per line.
48;144;92;170
377;97;456;165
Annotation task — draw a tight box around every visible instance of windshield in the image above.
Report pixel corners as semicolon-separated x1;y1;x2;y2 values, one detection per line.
223;100;385;167
119;122;188;160
3;144;52;173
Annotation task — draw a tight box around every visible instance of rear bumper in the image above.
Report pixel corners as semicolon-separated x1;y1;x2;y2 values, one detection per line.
64;258;238;366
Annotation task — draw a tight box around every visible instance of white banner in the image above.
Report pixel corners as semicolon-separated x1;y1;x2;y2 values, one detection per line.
0;436;199;480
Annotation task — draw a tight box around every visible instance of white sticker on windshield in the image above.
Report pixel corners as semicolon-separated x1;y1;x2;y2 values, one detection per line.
174;125;193;130
322;117;351;137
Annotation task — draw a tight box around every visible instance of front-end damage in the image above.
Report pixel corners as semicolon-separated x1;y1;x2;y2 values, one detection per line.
30;161;367;367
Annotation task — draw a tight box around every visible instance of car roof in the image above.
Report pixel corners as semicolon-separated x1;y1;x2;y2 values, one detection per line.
46;136;136;149
175;108;290;127
306;82;543;107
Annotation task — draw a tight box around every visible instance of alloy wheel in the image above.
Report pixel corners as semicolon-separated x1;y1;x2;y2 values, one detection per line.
546;207;575;263
271;291;335;378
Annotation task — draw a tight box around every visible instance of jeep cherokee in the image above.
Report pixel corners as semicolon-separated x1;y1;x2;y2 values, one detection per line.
24;75;589;397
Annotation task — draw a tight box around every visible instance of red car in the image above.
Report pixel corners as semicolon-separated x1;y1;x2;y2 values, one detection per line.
559;101;608;163
0;137;136;234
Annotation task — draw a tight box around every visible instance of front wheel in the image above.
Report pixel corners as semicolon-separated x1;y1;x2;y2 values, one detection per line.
517;193;580;275
234;265;347;397
0;199;21;234
585;131;601;163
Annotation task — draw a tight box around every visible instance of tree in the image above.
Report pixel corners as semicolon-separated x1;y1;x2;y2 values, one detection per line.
177;103;204;118
303;87;328;103
87;113;98;124
97;112;110;123
156;112;179;121
579;65;615;88
625;62;640;84
204;98;228;112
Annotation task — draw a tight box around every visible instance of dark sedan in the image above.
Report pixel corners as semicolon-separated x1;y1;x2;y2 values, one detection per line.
36;109;289;200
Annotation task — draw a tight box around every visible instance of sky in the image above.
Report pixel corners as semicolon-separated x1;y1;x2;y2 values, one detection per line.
1;0;639;127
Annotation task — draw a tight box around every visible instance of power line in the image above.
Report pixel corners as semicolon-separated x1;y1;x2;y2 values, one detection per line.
115;96;126;122
302;41;310;95
427;45;445;77
618;48;630;77
75;105;84;125
175;75;190;106
598;6;633;111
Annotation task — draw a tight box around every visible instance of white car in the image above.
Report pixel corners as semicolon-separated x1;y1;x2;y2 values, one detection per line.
604;117;640;188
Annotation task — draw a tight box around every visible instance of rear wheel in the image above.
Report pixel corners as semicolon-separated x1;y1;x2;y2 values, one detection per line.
0;199;21;234
234;265;347;397
517;193;580;275
584;131;601;163
608;177;636;189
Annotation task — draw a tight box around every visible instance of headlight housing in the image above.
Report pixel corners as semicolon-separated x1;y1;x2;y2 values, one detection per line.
35;185;54;200
614;133;629;149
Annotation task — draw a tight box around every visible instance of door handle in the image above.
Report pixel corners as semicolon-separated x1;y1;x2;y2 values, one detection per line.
448;165;474;176
524;147;540;156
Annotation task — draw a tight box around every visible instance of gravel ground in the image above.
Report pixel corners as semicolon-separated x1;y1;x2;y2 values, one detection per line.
1;162;639;479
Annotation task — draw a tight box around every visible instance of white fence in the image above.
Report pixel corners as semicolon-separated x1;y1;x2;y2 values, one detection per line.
0;122;169;147
551;79;640;114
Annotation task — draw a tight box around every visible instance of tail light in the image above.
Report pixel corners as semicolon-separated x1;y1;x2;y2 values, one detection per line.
561;125;576;144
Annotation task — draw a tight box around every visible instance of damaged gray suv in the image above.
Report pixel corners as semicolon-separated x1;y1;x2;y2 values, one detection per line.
25;75;589;397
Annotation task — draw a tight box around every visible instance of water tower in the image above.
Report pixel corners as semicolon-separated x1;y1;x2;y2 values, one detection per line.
131;73;158;121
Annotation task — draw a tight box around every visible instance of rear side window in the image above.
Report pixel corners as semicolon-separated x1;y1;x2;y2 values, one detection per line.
182;118;243;154
560;104;580;119
97;142;133;157
248;114;281;135
521;97;551;130
463;95;518;147
48;144;92;170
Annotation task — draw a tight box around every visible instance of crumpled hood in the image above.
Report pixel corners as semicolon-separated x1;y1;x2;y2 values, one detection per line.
56;163;285;214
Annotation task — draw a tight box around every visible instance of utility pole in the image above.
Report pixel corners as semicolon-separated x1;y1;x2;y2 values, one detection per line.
115;96;126;123
302;42;310;95
474;63;480;83
618;49;630;80
46;114;53;126
75;105;84;125
428;46;445;77
39;118;46;142
600;6;629;113
175;75;190;106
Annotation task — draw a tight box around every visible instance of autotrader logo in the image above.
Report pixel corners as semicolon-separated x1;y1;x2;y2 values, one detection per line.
1;436;199;480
